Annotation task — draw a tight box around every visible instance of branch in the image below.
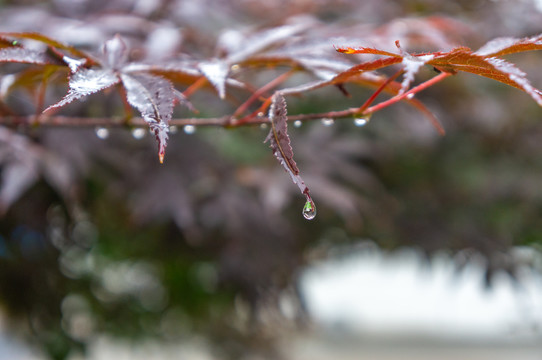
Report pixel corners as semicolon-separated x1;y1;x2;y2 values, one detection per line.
0;73;452;129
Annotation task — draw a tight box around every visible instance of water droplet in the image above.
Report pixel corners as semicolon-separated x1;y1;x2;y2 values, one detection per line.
169;126;178;134
293;120;302;128
406;93;415;99
183;125;196;134
257;112;265;117
131;128;145;139
302;199;317;220
321;118;334;126
353;118;368;127
95;127;109;139
230;64;240;71
260;123;268;130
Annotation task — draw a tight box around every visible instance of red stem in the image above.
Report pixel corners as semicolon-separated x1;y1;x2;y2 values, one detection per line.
365;72;452;114
357;69;403;114
233;70;294;118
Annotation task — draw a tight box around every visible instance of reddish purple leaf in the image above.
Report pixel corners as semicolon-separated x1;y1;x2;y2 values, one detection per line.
44;68;120;112
103;34;128;70
198;60;230;99
264;93;316;219
120;73;175;163
0;47;52;64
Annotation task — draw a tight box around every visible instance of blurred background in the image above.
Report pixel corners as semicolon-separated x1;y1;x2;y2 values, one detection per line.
1;0;542;359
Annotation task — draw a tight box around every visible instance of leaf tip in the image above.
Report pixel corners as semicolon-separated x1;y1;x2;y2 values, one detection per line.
335;46;354;54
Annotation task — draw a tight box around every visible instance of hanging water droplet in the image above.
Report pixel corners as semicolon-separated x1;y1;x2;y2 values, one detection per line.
354;117;368;127
302;199;317;220
131;128;146;139
183;125;196;134
257;112;265;117
321;118;334;126
169;125;178;134
354;113;372;127
95;127;109;139
293;120;302;128
406;93;415;99
230;64;240;71
260;123;268;130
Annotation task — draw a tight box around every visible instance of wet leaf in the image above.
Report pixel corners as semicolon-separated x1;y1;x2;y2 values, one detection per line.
264;93;314;215
0;47;53;64
120;73;175;163
198;60;230;99
427;49;542;106
44;68;120;112
475;33;542;57
103;34;128;71
0;31;92;60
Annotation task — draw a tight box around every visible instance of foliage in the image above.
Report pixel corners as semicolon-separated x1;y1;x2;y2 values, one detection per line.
1;0;542;359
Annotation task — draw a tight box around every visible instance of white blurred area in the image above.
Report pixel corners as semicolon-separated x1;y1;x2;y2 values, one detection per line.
294;243;542;360
301;244;542;340
2;244;542;360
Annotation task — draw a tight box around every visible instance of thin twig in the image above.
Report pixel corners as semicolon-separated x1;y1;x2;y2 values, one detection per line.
0;73;452;129
365;72;452;114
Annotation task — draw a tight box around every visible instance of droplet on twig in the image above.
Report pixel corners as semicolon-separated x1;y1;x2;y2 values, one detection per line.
321;118;334;126
293;120;302;128
131;128;146;139
95;127;109;139
302;198;317;220
354;113;373;127
183;125;196;134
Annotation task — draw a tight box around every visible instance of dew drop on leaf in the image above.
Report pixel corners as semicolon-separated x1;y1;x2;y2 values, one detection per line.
293;120;302;128
302;198;316;220
131;128;146;139
183;125;196;134
95;127;109;139
321;118;334;126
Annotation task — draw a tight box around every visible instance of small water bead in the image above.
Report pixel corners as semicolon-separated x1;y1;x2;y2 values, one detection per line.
95;127;109;139
131;128;146;139
169;125;178;134
257;112;265;117
354;117;368;127
260;123;268;130
321;118;334;126
183;125;196;134
302;199;317;220
293;120;302;128
406;93;415;99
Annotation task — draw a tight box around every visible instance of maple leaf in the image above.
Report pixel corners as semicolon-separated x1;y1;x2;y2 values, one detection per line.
44;68;120;110
44;35;179;162
264;93;315;219
427;46;542;106
120;73;174;163
0;47;55;65
336;34;542;110
474;34;542;57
